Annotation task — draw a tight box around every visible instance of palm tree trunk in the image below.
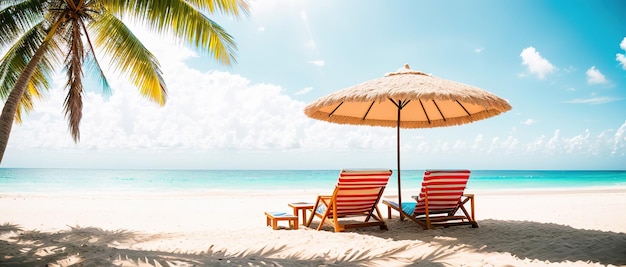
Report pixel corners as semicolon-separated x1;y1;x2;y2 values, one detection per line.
0;42;49;163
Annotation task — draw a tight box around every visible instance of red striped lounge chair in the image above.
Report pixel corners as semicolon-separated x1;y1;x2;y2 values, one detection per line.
305;169;392;232
382;170;478;230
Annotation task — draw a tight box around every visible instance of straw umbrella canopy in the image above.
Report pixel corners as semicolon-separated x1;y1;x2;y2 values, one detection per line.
304;64;512;217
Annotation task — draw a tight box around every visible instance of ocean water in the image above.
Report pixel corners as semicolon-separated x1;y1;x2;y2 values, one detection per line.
1;168;625;194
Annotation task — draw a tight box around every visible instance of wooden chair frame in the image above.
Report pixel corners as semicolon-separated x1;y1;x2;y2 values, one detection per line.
383;169;479;230
306;186;388;232
385;194;477;229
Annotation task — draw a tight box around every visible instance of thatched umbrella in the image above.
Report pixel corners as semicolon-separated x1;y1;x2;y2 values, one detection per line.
304;64;512;218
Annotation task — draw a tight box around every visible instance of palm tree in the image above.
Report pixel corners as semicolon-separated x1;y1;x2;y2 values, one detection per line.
0;0;248;163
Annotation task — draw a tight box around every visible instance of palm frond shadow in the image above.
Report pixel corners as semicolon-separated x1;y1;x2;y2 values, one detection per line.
0;223;449;267
372;218;626;266
326;244;457;266
294;220;464;266
0;223;22;233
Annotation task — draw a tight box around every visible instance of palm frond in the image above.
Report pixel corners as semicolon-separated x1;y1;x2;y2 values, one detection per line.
186;0;250;16
13;81;43;123
0;0;47;49
80;18;111;96
0;23;60;121
90;12;167;105
101;0;243;65
62;19;85;142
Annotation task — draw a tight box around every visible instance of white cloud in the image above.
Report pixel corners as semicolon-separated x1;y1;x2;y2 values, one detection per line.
471;134;483;151
487;137;499;154
520;47;555;79
566;97;620;105
617;54;626;70
4;23;625;169
546;129;560;152
257;26;266;32
501;136;519;154
613;120;626;156
474;48;484;53
526;135;545;154
521;119;535;125
586;66;608;84
562;129;590;154
617;37;626;70
295;87;313;95
516;124;626;158
308;60;325;67
12;70;311;151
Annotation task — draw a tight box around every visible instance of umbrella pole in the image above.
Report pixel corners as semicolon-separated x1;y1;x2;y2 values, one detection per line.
397;108;403;221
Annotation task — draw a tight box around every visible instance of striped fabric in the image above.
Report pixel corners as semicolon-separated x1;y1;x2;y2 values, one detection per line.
332;169;391;215
413;170;471;215
308;169;392;231
334;187;385;215
337;169;392;188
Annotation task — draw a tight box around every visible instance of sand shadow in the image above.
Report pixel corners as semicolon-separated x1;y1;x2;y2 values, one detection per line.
0;223;443;267
366;218;626;266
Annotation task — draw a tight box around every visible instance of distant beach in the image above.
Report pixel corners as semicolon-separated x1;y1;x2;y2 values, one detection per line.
1;169;625;266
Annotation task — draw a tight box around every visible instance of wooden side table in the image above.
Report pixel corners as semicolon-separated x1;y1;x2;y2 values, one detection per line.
288;202;314;225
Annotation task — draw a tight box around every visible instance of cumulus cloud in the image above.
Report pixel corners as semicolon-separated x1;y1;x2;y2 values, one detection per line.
617;37;626;70
546;129;560;152
613;120;626;155
474;48;484;53
4;23;625;169
521;119;535;125
12;70;312;151
519;125;626;157
586;66;608;84
5;27;388;164
471;134;483;151
9;27;311;153
520;47;555;79
525;135;545;154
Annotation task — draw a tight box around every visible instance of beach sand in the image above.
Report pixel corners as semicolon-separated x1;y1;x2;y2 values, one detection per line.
1;188;625;266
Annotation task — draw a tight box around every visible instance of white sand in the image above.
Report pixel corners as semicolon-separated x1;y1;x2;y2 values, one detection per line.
1;188;625;266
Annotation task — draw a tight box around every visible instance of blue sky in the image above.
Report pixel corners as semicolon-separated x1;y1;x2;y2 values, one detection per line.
2;0;625;170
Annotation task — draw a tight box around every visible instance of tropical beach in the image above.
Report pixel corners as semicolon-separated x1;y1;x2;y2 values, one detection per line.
1;169;626;266
1;1;626;266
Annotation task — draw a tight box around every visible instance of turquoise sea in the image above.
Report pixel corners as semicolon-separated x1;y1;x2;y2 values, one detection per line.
0;168;625;194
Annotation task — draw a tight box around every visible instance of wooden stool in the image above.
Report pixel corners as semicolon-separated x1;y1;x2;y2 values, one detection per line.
288;202;314;225
265;212;298;230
